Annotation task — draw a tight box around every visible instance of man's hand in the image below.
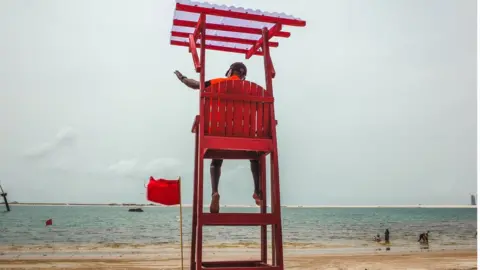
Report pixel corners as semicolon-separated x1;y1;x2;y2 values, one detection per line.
174;70;185;81
174;70;200;90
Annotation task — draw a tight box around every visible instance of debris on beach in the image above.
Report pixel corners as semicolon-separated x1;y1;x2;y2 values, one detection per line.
0;184;10;212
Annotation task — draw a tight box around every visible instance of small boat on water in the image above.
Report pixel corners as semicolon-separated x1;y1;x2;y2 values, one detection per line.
128;208;143;212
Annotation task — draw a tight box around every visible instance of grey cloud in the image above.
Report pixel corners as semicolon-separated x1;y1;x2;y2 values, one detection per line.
23;127;76;158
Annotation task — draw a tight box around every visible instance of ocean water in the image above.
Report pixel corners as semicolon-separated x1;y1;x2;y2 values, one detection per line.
0;206;477;250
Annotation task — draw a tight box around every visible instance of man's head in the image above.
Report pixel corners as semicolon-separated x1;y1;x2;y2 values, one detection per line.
225;62;247;79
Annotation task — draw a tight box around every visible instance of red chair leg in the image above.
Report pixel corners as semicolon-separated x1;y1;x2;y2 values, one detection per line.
260;155;267;263
195;147;205;270
190;131;199;270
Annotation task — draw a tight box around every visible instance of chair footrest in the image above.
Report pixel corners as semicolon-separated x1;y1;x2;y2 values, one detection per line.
202;260;280;270
201;213;276;226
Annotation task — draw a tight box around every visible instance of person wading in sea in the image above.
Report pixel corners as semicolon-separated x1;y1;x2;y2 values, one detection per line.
418;231;430;244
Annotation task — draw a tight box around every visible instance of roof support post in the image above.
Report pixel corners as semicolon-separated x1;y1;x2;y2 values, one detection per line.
189;13;205;73
245;23;281;59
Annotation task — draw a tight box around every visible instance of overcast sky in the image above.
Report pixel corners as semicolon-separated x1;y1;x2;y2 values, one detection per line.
0;0;476;205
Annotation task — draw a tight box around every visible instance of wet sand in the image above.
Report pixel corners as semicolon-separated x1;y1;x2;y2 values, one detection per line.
0;245;476;269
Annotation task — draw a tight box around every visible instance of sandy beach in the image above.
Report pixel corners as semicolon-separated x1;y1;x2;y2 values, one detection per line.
0;244;476;269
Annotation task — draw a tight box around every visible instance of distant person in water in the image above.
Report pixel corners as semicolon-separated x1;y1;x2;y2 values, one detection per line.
374;234;381;242
418;231;430;244
384;229;390;244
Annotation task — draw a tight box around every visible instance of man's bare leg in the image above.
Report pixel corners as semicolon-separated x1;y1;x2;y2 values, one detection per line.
210;159;223;213
250;160;262;206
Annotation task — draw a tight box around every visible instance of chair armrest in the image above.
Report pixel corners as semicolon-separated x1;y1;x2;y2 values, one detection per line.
191;115;200;133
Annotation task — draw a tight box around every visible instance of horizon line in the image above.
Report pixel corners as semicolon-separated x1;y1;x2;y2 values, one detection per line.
3;202;477;208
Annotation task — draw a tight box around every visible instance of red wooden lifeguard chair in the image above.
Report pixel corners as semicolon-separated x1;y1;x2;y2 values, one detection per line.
169;1;305;269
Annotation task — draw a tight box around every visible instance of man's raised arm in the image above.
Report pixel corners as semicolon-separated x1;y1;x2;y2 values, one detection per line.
174;70;200;90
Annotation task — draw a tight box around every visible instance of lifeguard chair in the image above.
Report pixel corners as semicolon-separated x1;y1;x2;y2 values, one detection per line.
169;1;306;269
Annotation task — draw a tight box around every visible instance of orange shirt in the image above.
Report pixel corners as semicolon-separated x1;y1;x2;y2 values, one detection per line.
204;75;240;88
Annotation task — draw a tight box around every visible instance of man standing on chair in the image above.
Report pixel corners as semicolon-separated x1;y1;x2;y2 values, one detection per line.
174;62;262;214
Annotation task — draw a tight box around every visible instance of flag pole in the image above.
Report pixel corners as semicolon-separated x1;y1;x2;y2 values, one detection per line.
179;176;184;270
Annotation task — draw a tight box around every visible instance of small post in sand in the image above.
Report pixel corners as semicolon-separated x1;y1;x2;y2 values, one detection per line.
0;184;10;212
179;176;184;270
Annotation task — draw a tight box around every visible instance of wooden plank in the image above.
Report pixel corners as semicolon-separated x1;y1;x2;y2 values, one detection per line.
202;136;273;152
203;89;211;136
232;81;245;137
242;82;252;137
225;83;234;136
256;84;264;138
263;92;271;138
204;150;261;160
202;213;276;226
250;84;258;137
217;81;227;136
201;92;274;103
210;83;220;135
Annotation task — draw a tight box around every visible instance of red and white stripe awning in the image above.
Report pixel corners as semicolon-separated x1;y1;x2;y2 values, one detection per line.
170;0;306;56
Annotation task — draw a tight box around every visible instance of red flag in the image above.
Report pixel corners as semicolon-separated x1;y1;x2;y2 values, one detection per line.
147;176;180;205
45;218;53;226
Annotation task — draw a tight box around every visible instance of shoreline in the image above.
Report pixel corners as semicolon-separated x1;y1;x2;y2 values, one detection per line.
1;242;475;254
3;203;477;209
0;248;476;270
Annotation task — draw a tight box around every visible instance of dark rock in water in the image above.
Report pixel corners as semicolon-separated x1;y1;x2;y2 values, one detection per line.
128;208;143;212
386;247;390;251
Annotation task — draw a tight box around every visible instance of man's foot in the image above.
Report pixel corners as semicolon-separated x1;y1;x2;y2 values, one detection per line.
210;193;220;213
253;193;262;206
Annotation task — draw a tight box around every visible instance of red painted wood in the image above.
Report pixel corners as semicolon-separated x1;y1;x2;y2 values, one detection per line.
201;266;280;270
171;40;264;56
189;34;201;72
246;24;281;59
262;27;284;268
172;31;279;47
195;18;207;270
202;213;276;226
263;102;271;138
203;93;211;136
249;85;258;137
173;19;291;38
224;86;234;137
202;260;262;266
190;20;287;270
191;115;199;133
201;260;281;270
210;83;220;136
204;150;260;160
242;82;252;137
216;81;227;136
201;92;274;103
260;155;267;263
192;14;204;40
202;136;272;152
202;261;280;269
232;81;244;136
201;262;280;270
269;56;276;79
190;130;199;270
256;89;264;138
175;3;307;27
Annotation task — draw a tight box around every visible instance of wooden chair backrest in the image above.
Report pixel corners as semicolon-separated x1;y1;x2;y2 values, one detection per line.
201;80;274;138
